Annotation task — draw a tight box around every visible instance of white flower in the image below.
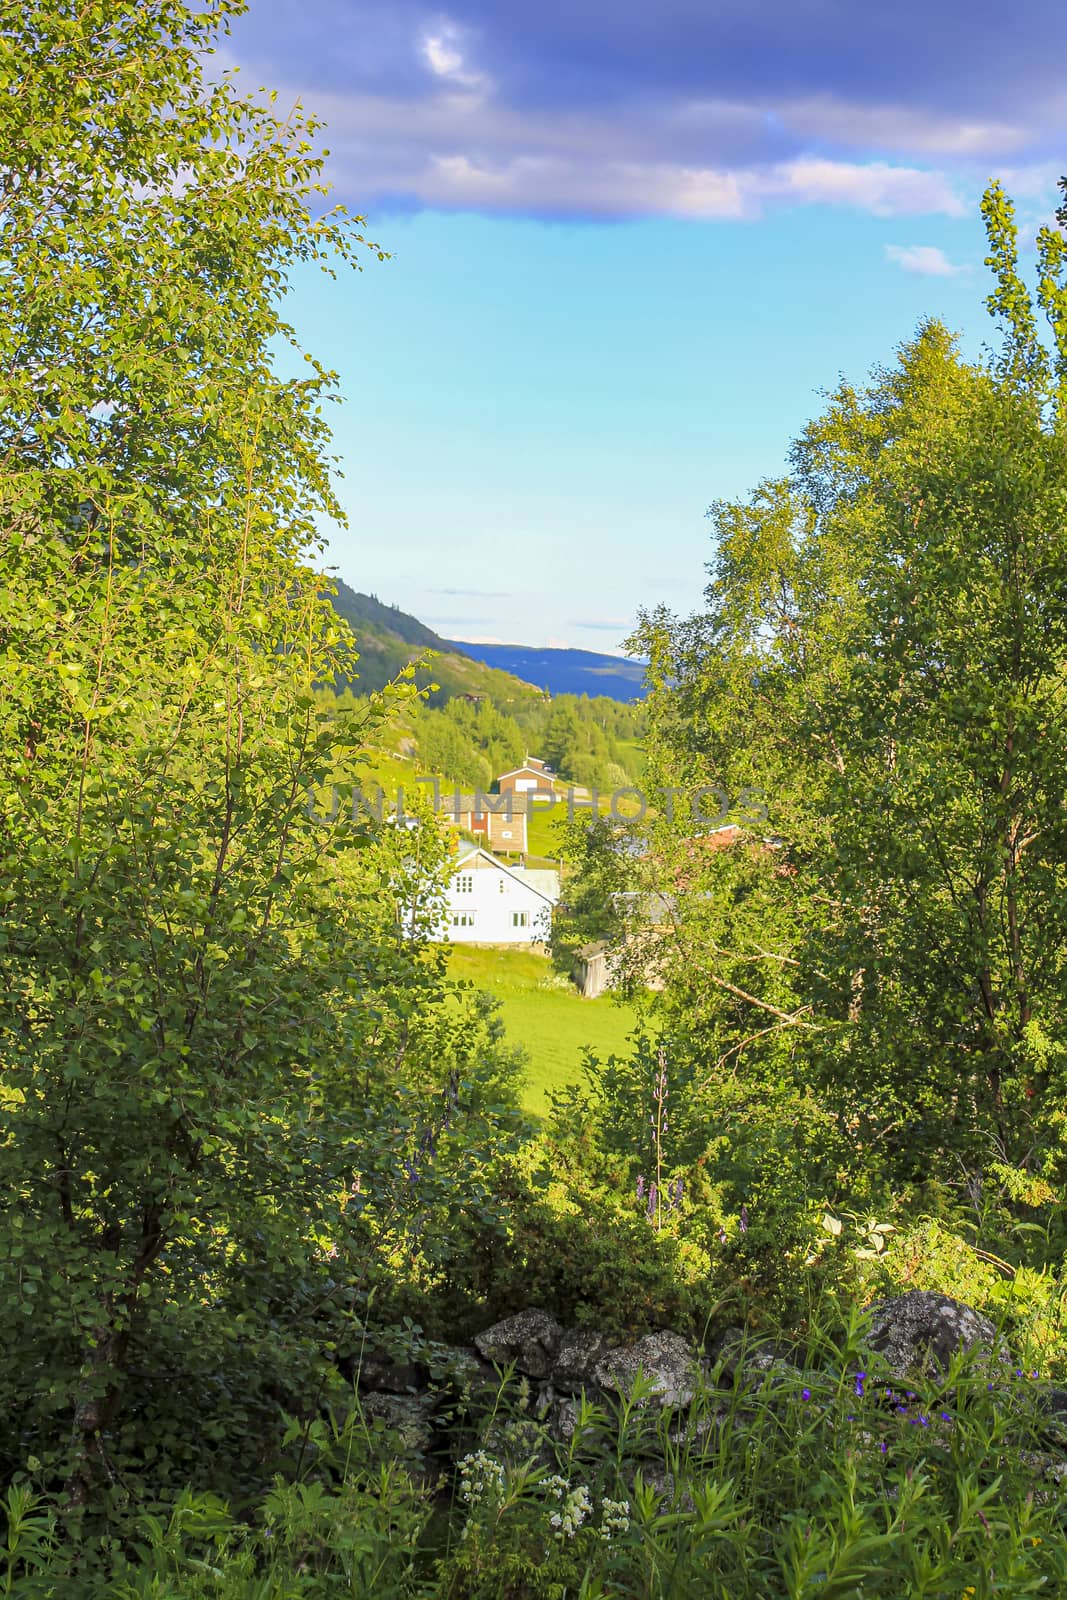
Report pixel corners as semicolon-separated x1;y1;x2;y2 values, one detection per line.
552;1483;593;1540
457;1450;506;1510
599;1497;631;1540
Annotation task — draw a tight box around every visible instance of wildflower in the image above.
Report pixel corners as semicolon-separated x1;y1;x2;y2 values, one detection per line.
801;1388;811;1401
458;1451;506;1510
879;1441;888;1454
636;1175;645;1202
550;1484;593;1540
854;1372;866;1398
740;1204;749;1234
543;1474;568;1501
940;1411;952;1422
600;1497;631;1542
646;1182;658;1221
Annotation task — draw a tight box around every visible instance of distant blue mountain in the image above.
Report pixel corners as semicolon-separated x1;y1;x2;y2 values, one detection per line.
445;640;647;702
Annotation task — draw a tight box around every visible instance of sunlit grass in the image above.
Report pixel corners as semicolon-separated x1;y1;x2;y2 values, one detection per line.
443;945;640;1114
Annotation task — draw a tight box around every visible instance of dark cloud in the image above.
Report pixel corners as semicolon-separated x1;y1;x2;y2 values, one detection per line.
224;0;1064;220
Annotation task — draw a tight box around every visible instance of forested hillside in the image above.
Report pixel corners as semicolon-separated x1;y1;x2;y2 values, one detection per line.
444;638;649;701
326;584;646;791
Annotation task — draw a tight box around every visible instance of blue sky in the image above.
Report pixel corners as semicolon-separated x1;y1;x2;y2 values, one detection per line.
226;0;1063;650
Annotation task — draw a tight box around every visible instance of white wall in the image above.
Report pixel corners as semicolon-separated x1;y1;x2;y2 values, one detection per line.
441;856;552;944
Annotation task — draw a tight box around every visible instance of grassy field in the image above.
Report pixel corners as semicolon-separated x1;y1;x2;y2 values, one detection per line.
443;945;640;1114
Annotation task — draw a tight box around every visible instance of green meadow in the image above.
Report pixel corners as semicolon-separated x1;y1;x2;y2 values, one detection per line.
442;945;640;1113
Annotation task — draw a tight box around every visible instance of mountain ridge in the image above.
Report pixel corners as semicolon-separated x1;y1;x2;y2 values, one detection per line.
326;582;646;704
444;639;647;702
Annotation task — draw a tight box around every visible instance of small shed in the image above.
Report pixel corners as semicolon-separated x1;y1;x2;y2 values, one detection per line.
573;941;612;998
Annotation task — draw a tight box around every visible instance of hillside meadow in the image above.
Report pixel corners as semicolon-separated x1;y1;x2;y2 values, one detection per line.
443;946;641;1113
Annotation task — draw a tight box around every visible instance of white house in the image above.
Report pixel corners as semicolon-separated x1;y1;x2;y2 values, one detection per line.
439;846;559;945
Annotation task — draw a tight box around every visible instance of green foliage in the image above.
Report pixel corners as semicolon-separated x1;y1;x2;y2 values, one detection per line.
9;1336;1067;1597
627;182;1067;1189
0;0;529;1526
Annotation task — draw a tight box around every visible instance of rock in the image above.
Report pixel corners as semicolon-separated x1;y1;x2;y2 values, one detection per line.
864;1291;1010;1377
1036;1385;1067;1448
593;1331;698;1408
425;1343;496;1398
631;1462;695;1512
545;1391;581;1443
483;1414;553;1467
354;1354;422;1394
475;1310;563;1379
550;1329;617;1393
710;1327;798;1381
360;1391;434;1455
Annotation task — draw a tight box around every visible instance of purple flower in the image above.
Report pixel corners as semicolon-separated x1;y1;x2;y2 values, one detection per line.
636;1175;645;1202
646;1182;658;1221
801;1388;811;1401
854;1372;866;1398
879;1441;888;1454
940;1411;952;1422
739;1205;749;1235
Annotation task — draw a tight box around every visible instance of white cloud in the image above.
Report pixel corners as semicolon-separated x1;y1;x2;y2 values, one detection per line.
365;143;964;221
419;20;490;96
779;95;1028;158
885;243;968;276
231;66;970;224
771;159;966;218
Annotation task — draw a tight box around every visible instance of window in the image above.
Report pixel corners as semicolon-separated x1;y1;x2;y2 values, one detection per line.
455;874;473;894
501;830;513;839
451;912;475;928
511;911;528;929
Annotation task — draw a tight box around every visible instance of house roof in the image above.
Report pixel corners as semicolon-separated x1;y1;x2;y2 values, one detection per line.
496;758;555;782
451;846;556;906
514;867;561;904
448;792;535;814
